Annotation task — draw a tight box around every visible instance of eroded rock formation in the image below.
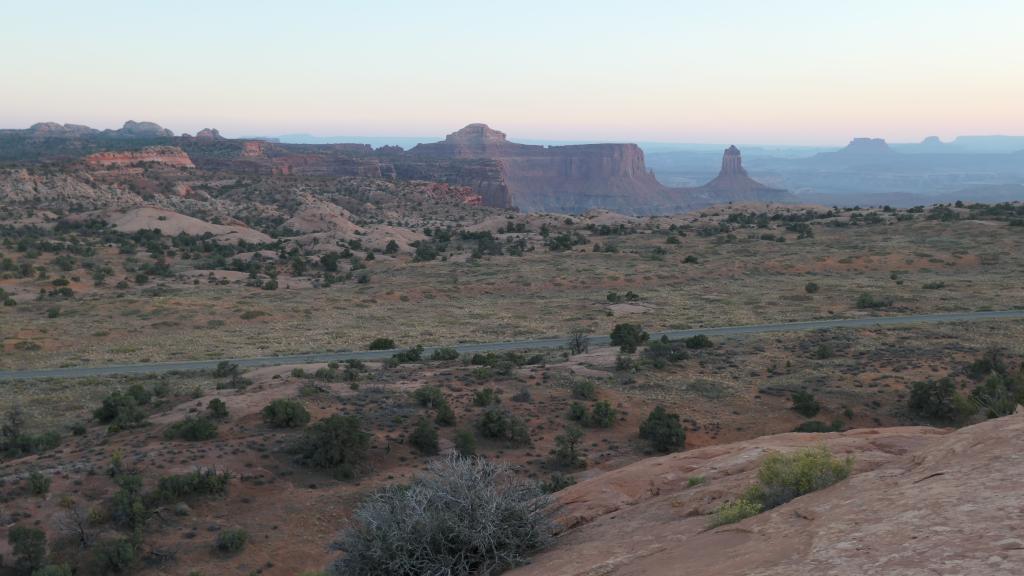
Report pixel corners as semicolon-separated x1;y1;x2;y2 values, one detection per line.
84;146;195;168
510;411;1024;576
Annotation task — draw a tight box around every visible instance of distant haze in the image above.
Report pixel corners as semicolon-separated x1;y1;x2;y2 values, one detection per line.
3;0;1023;145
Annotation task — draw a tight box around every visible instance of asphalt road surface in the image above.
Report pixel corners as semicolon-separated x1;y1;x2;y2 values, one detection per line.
2;309;1023;381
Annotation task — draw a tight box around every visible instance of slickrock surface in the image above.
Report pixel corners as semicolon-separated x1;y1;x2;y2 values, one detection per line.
511;412;1023;576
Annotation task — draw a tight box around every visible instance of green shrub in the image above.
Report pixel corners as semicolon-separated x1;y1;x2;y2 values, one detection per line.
28;470;50;496
261;399;311;428
588;400;616;428
709;495;763;528
476;408;531;447
408;417;439;455
413;386;446;408
392;345;424;363
93;391;147;432
430;347;460;361
126;383;151;406
639;406;685;453
368;338;396;350
454;429;477;456
684;334;713;349
804;282;820;294
553;424;585;468
969;373;1023;418
541;472;577;493
153;469;230;503
473;388;501;407
92;538;136;574
790;390;821;418
610;323;649;353
642;337;688;368
333;455;552;576
212;361;240;378
9;526;47;575
710;447;853;527
855;293;894;309
296;415;370;478
812;344;835;359
164;417;217;441
755;447;854;509
435;401;456;427
568;402;587;422
215;529;248;554
687;476;706;487
909;379;976;423
511;388;532;403
207;398;229;420
570;379;598;400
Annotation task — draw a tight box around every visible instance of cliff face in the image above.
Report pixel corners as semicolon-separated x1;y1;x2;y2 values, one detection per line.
84;146;195;168
409;124;671;213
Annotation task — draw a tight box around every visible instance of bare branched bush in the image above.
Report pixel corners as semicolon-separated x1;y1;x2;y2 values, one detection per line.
332;455;553;576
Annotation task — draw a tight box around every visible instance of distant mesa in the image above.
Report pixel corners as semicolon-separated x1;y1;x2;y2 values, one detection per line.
105;120;175;138
838;137;894;155
194;128;224;140
27;122;98;137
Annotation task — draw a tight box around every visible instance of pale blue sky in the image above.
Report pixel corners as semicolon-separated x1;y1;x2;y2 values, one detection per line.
3;0;1022;144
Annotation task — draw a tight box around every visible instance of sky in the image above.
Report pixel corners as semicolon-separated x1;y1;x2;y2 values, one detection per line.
2;0;1023;145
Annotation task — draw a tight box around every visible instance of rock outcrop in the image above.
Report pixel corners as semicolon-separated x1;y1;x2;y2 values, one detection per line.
683;145;790;204
509;411;1024;576
106;120;174;138
408;124;673;213
84;146;195;168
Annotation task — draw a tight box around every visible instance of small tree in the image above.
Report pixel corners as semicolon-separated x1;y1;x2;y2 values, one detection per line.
296;415;370;478
568;327;589;355
790;390;821;418
8;525;47;575
588;400;617;428
408;417;439;455
639;406;686;453
610;323;648;353
207;398;229;420
262;399;311;428
553;424;585;468
476;408;531;447
454;429;477;456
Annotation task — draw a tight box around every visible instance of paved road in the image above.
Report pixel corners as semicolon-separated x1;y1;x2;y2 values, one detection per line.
2;309;1023;381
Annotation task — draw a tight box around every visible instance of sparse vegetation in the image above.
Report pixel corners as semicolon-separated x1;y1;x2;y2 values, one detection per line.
332;455;553;576
296;415;370;478
639;406;685;453
262;399;311;428
710;447;853;527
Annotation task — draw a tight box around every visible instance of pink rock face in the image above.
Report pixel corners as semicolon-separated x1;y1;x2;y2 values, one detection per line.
509;411;1024;576
84;146;194;168
410;124;671;213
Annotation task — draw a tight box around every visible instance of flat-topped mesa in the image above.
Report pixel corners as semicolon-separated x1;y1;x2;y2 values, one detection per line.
405;123;670;213
839;137;893;155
